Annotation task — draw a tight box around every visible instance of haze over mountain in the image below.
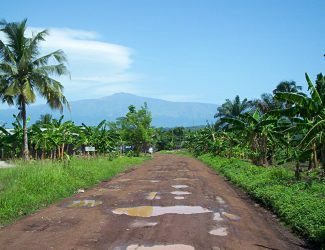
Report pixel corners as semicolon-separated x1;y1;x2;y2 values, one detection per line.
0;93;217;128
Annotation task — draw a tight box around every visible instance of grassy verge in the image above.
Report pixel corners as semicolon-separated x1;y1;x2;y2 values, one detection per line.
159;149;193;156
0;156;147;226
198;154;325;246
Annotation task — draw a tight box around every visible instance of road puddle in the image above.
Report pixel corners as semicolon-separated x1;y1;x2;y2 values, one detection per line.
213;212;223;221
177;170;190;172
172;185;189;189
209;227;228;236
216;196;225;204
222;212;240;221
146;192;158;200
171;191;191;195
112;206;212;217
174;196;185;200
150;180;160;183
64;199;103;208
126;244;195;250
174;178;190;181
130;221;158;228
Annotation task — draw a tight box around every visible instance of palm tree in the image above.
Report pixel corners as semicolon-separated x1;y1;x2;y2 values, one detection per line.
254;93;281;114
215;95;253;119
0;19;69;160
273;80;303;95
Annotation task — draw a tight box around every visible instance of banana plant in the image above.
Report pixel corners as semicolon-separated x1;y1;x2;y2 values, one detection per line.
275;73;325;174
221;110;277;165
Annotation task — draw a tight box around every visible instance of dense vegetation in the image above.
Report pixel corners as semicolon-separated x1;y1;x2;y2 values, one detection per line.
0;156;147;225
199;155;325;245
185;75;325;179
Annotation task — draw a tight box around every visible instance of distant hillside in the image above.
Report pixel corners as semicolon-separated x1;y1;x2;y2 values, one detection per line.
0;93;218;127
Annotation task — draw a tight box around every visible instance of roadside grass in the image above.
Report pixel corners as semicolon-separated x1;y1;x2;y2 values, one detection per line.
159;149;193;156
0;156;147;226
198;154;325;246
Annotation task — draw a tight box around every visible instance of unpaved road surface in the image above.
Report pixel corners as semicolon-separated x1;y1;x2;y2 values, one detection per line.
0;154;307;250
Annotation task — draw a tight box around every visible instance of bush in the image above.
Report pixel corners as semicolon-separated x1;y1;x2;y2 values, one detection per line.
198;154;325;246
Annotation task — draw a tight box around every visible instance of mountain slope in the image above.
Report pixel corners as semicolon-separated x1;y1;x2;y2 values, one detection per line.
0;93;217;127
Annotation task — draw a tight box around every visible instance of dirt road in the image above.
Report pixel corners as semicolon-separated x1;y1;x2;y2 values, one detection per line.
0;154;307;250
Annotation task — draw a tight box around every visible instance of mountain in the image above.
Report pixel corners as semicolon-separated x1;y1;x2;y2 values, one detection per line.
0;93;218;128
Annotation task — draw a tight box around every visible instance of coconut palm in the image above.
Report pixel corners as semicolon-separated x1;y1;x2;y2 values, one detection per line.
0;19;69;160
215;95;253;119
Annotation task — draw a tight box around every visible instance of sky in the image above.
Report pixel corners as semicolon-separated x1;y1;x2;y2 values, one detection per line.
1;0;325;105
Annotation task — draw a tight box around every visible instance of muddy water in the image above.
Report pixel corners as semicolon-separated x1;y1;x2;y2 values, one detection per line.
209;227;228;236
222;212;240;221
146;192;158;200
112;206;212;217
130;221;158;228
126;244;195;250
64;199;103;208
213;212;223;221
171;185;189;189
174;196;185;200
170;191;191;195
216;196;225;204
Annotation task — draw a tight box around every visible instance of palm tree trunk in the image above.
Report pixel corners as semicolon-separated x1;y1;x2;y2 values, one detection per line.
21;100;29;160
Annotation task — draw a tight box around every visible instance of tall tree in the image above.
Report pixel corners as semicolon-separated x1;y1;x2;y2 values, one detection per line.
215;95;252;119
0;19;69;160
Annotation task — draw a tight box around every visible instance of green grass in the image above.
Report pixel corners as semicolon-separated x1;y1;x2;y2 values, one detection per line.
0;156;147;226
159;149;193;156
198;154;325;246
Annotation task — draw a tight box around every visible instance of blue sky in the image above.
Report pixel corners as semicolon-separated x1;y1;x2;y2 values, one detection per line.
2;0;325;104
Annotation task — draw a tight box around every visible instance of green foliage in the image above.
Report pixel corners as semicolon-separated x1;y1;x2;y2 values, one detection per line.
154;127;187;151
0;156;147;226
116;103;153;155
0;19;69;159
199;154;325;245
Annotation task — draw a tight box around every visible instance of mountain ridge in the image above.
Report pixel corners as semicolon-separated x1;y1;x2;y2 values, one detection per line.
0;93;218;128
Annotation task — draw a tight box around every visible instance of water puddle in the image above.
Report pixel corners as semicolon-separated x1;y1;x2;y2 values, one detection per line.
213;212;223;221
174;178;190;181
171;191;191;195
177;170;190;172
222;212;240;221
152;171;169;173
216;196;225;204
150;180;160;183
112;206;212;217
155;195;161;200
209;227;228;236
126;244;195;250
130;221;158;228
174;196;185;200
64;199;103;208
172;185;189;189
146;192;158;200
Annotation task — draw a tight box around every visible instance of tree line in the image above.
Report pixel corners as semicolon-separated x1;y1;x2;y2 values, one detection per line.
185;75;325;179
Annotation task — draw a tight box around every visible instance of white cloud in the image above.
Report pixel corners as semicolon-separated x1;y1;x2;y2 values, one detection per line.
7;26;138;101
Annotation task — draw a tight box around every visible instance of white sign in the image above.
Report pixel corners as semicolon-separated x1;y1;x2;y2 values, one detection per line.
85;146;96;152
